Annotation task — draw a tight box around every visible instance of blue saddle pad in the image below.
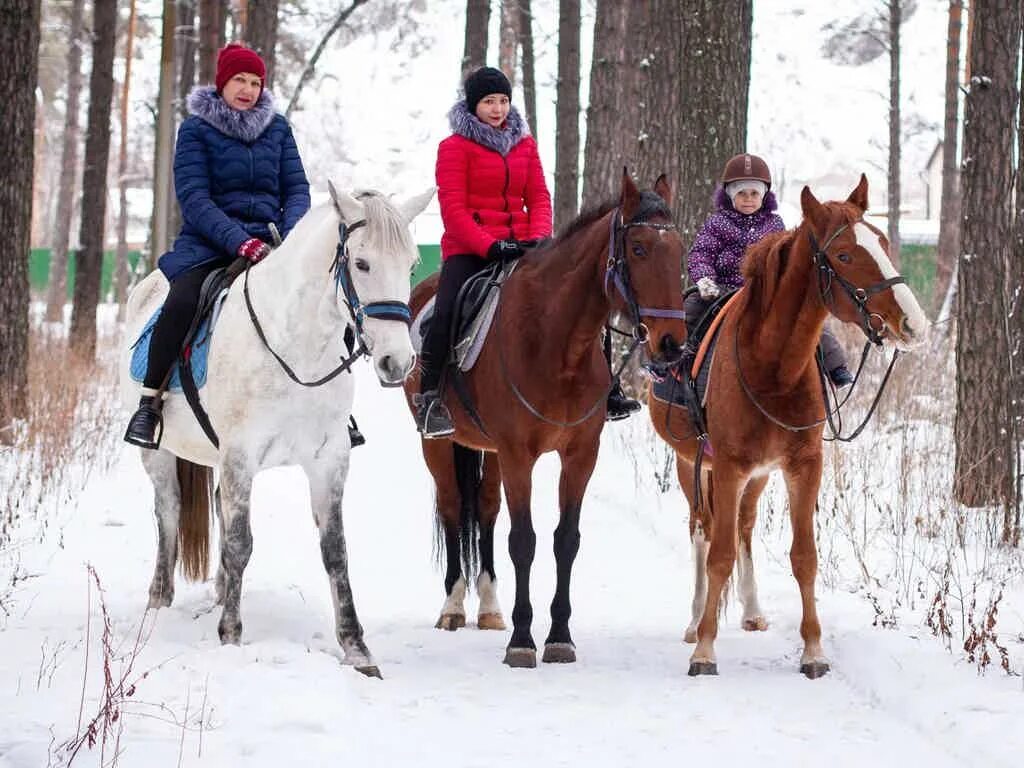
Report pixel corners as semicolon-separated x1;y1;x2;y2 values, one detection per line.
130;307;213;392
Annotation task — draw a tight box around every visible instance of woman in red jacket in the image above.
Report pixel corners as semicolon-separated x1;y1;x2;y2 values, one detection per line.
415;67;552;437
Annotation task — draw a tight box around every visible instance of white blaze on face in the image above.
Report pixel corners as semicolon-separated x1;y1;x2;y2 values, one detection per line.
853;223;930;348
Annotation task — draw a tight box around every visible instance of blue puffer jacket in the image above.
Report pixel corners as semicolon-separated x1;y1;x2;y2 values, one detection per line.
158;86;311;280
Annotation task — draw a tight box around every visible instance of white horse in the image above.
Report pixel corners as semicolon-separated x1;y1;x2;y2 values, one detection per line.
120;184;434;677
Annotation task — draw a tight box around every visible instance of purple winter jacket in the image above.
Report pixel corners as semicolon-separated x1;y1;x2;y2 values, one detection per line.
686;188;785;290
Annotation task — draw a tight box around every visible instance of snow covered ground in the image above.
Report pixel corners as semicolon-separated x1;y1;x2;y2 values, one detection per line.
1;360;1022;768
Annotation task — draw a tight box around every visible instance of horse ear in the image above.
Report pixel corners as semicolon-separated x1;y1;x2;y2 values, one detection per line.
800;185;827;228
846;173;869;212
653;174;672;206
398;187;435;223
620;167;640;219
328;181;365;223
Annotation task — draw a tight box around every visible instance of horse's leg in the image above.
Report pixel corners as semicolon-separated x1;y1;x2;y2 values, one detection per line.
305;453;379;678
476;452;506;630
541;438;599;663
141;448;180;609
500;451;539;668
737;475;769;632
216;454;254;645
784;455;830;679
689;464;744;676
678;455;711;644
213;486;226;605
424;440;468;631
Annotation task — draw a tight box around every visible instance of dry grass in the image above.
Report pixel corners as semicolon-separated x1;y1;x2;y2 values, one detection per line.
1;319;122;612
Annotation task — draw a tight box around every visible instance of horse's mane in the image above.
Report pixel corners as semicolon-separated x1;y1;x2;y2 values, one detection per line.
740;228;796;316
553;191;673;246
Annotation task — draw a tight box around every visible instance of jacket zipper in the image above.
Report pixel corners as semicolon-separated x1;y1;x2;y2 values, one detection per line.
501;154;513;238
247;145;255;220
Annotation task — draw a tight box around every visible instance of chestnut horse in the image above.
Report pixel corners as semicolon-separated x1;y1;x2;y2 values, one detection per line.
404;172;687;667
649;176;929;678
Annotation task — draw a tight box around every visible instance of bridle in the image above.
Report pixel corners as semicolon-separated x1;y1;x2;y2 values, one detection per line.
243;217;413;388
733;218;905;440
495;206;685;428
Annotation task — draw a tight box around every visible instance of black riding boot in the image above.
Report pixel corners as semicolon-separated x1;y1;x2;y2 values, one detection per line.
124;395;163;450
414;346;454;439
603;326;640;421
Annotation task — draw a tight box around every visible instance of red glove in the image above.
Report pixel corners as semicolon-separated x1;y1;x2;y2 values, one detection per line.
238;238;271;263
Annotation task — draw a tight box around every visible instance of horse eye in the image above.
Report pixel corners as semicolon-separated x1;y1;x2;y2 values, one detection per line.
631;242;646;257
838;252;851;263
355;258;370;272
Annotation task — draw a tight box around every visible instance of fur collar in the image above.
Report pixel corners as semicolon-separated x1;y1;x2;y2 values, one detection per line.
447;100;530;156
186;85;277;143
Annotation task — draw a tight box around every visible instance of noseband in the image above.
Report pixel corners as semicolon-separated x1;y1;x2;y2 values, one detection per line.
808;222;906;346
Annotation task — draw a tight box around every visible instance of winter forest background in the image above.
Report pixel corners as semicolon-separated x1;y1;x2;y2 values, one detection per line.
1;1;1023;766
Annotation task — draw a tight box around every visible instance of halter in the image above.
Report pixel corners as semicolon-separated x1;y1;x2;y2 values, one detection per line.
244;217;413;388
808;222;906;346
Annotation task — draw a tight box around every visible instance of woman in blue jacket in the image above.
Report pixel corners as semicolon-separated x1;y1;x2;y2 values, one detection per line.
124;43;310;448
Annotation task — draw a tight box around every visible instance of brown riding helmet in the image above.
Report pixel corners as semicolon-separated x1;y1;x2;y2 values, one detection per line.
721;153;772;188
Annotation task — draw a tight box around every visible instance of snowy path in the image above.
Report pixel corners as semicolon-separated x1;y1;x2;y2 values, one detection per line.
1;364;1021;767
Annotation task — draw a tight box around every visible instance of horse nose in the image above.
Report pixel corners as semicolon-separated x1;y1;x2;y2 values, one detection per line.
376;354;407;384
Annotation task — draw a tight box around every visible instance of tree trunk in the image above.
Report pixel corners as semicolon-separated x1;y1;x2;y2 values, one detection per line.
641;0;751;246
70;0;117;358
934;0;963;318
0;0;41;437
553;0;581;233
581;0;646;211
197;0;223;84
1013;39;1024;429
114;0;138;315
462;0;491;80
498;0;518;87
953;0;1022;529
150;0;177;273
518;0;536;137
887;0;902;268
246;0;278;89
45;0;85;323
177;0;197;119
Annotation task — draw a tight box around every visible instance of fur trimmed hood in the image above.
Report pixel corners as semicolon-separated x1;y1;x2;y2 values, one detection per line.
447;100;530;156
186;85;277;143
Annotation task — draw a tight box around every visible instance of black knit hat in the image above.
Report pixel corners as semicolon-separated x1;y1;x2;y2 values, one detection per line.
464;66;512;114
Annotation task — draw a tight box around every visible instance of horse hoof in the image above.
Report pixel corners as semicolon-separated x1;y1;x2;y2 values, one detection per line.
356;665;383;679
147;593;173;610
800;661;830;679
477;612;507;630
542;643;576;664
683;628;698;644
218;621;242;645
687;661;718;676
742;616;768;632
503;647;537;668
434;613;466;631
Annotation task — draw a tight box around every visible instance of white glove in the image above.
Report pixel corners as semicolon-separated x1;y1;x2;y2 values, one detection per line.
697;277;721;300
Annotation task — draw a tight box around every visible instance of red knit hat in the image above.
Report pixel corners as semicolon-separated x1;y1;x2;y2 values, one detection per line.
215;43;266;93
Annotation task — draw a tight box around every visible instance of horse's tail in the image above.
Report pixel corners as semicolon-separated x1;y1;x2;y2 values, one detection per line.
433;443;484;585
176;458;213;582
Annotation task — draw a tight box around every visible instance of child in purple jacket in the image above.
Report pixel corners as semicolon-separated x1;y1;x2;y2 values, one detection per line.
685;153;853;386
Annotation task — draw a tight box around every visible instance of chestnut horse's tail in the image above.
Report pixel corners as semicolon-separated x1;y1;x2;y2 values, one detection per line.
176;458;213;582
433;443;484;584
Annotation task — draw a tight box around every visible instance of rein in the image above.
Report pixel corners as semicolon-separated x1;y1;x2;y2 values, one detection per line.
243;218;412;388
732;219;904;439
495;207;679;428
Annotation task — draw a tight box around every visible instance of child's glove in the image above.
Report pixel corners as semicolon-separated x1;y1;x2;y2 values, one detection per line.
238;238;271;263
697;277;721;300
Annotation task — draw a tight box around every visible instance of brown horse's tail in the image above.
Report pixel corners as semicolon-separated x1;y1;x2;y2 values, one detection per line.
176;458;213;582
437;443;483;584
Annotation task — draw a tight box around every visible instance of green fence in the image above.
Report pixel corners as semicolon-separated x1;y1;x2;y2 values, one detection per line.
29;244;444;296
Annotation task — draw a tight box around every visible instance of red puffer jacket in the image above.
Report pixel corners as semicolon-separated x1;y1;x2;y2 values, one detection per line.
436;102;552;259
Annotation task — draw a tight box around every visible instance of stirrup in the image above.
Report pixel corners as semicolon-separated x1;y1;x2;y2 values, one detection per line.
123;402;163;450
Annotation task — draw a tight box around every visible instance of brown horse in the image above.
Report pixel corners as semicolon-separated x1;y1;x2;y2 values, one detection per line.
649;175;929;678
404;171;687;667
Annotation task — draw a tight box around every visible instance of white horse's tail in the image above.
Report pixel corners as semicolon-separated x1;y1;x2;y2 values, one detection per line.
176;458;213;581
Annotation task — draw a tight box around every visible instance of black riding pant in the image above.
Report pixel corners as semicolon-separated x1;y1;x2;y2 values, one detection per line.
420;253;491;393
683;290;847;373
143;261;226;389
